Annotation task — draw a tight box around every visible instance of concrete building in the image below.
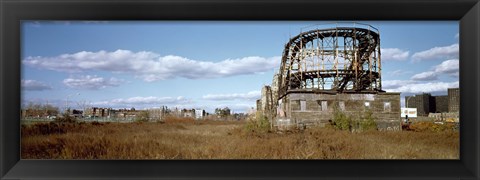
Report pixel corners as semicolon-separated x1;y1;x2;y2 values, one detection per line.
448;88;460;112
405;93;434;116
434;96;449;113
84;107;112;118
194;109;206;119
406;88;459;116
260;86;273;114
275;92;400;129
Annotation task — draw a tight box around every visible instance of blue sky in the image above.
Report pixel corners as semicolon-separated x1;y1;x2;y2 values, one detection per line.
21;21;459;113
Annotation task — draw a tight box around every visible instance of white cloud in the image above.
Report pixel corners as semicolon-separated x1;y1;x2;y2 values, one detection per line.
21;80;52;91
433;59;459;76
381;48;409;61
63;75;124;90
410;59;459;81
411;71;438;81
384;60;459;94
411;43;459;61
382;80;416;89
388;69;413;77
389;70;403;76
202;91;261;101
384;81;459;94
23;50;281;82
21;98;64;109
92;96;190;107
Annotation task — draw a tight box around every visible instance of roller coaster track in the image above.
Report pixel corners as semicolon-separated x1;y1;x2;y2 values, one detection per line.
278;26;382;99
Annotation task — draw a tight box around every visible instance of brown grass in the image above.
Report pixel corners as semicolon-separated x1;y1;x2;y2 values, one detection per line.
21;117;459;159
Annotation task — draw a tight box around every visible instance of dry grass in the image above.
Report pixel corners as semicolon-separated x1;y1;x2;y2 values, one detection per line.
21;117;459;159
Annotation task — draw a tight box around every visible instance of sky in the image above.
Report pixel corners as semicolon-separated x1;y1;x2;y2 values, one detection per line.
21;21;459;113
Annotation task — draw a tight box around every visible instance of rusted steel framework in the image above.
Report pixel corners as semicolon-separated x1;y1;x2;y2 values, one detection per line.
278;23;382;99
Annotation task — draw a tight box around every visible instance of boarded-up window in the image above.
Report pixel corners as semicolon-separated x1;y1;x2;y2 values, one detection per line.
290;100;300;111
321;101;328;111
384;102;391;112
339;101;345;111
300;100;306;111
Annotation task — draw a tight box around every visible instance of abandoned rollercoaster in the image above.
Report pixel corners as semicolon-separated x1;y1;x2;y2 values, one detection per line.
259;23;401;130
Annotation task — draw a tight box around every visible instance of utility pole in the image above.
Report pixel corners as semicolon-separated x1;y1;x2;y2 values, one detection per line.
406;96;414;108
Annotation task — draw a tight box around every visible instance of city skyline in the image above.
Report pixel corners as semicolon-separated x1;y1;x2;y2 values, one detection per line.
21;21;459;113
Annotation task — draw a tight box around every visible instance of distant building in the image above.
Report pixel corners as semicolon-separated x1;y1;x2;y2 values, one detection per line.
181;109;195;118
434;95;448;113
147;106;168;122
448;88;460;112
214;107;231;117
405;88;459;116
405;93;432;116
260;85;273;114
71;109;83;118
256;99;262;111
194;109;205;119
84;107;112;118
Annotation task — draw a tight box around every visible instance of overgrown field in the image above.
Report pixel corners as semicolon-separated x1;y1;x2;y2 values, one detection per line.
21;117;459;159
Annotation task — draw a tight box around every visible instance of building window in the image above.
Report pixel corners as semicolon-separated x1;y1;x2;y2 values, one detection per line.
339;101;345;111
321;101;328;111
384;102;391;112
300;100;306;111
364;102;371;109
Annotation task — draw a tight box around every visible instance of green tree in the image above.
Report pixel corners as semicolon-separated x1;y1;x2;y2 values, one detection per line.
333;108;352;131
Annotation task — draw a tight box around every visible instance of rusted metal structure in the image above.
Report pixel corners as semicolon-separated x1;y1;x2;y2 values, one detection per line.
278;23;382;100
260;23;401;131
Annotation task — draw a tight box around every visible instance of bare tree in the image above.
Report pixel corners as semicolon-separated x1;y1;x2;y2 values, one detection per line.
76;100;92;117
23;102;59;117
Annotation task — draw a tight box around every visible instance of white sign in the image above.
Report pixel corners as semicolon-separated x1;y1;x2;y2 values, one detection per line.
194;109;204;119
401;108;417;118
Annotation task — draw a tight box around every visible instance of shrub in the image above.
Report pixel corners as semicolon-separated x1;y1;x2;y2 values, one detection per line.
135;111;149;122
333;107;377;132
55;113;77;123
359;110;377;131
244;111;271;133
410;121;457;132
333;109;352;131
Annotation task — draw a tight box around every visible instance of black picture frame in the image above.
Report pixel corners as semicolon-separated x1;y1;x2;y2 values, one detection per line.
1;0;479;179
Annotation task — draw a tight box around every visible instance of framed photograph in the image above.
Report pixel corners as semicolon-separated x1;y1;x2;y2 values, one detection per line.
1;0;479;179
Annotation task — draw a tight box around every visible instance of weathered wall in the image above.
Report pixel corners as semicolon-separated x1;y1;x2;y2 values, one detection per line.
406;92;454;115
256;99;262;111
277;92;401;130
406;94;431;116
434;96;448;113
